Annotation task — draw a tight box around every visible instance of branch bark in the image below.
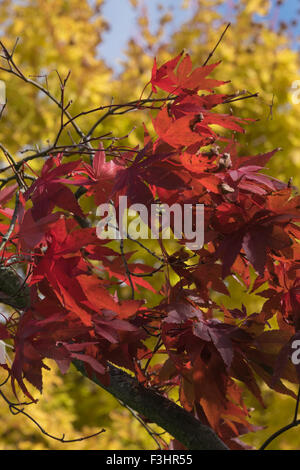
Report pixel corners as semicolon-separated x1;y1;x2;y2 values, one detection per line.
73;360;229;450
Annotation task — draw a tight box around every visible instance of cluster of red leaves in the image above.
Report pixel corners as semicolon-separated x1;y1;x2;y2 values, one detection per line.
0;52;299;449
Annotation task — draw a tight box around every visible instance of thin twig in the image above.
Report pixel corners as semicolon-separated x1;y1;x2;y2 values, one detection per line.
0;388;105;444
116;398;165;450
202;23;231;66
293;385;300;423
0;190;20;252
223;92;259;103
259;419;300;450
0;40;88;144
260;385;300;450
120;238;135;300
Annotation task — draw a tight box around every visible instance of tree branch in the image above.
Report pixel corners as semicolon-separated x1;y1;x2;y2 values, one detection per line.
72;360;229;450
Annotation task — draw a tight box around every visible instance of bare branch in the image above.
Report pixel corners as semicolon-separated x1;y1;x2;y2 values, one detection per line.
202;23;231;66
0;388;105;444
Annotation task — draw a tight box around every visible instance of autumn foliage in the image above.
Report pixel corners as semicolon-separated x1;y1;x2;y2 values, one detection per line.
0;50;300;450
